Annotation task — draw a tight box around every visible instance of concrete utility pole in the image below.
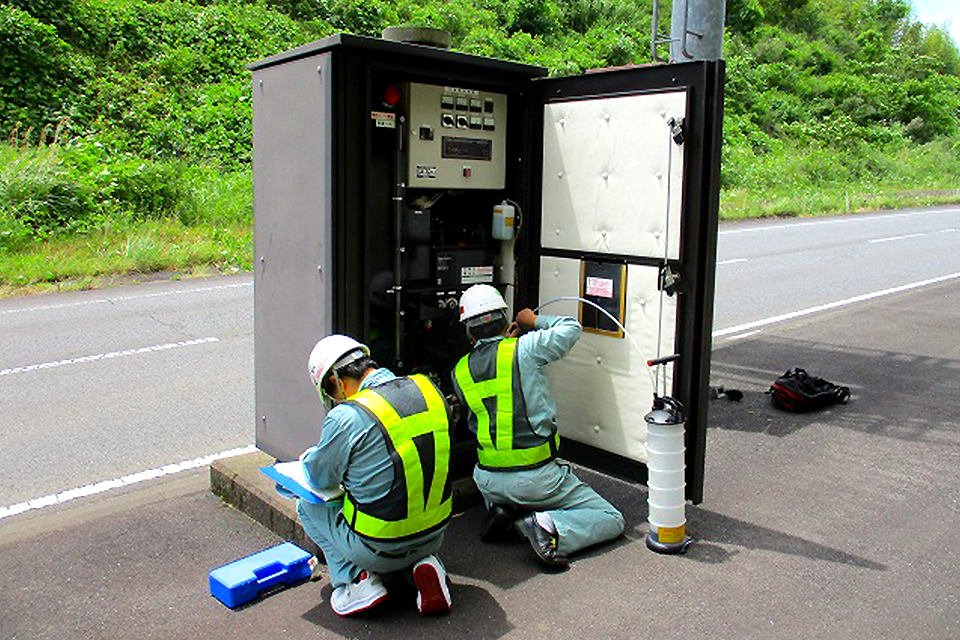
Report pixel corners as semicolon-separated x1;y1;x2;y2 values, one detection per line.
670;0;726;62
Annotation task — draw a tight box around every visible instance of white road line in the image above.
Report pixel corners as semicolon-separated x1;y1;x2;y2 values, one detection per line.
0;281;251;317
939;228;958;233
868;233;927;244
0;445;257;522
717;258;748;265
712;272;960;338
719;208;960;235
0;337;220;378
725;330;761;340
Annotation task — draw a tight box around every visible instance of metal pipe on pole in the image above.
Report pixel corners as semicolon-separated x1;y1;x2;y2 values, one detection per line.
670;0;726;62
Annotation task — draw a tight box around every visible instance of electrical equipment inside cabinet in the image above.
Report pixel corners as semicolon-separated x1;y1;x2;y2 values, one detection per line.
365;79;515;393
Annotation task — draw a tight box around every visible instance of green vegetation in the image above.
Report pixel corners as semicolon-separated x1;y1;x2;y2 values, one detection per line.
720;0;960;216
1;0;958;294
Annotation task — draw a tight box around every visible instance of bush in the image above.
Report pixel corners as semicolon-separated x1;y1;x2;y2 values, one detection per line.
0;150;96;240
0;6;84;130
104;161;193;223
4;0;75;30
506;0;562;35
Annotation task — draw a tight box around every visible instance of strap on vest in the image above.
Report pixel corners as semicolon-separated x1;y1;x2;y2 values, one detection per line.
455;339;559;471
340;375;452;540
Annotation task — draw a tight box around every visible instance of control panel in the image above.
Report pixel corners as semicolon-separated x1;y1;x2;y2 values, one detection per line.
405;83;508;189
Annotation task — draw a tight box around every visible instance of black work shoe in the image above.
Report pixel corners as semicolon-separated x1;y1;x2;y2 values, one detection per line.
480;504;517;543
515;513;569;567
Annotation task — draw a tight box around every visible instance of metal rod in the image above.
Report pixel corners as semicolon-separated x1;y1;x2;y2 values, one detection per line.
651;0;662;62
393;116;406;370
681;0;693;59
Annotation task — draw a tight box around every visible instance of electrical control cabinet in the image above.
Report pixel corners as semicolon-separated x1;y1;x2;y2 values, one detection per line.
250;34;724;502
406;83;508;189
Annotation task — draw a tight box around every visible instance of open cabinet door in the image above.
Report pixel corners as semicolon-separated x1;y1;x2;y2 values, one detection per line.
523;61;724;503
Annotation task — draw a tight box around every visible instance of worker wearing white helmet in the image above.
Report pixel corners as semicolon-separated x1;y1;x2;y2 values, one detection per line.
292;334;454;617
452;284;625;567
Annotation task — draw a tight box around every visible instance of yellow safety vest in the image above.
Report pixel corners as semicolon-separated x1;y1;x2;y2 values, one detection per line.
454;338;559;471
341;374;453;541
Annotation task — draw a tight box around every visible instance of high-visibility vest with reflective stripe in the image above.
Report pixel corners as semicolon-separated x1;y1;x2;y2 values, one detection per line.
454;338;559;471
340;374;453;541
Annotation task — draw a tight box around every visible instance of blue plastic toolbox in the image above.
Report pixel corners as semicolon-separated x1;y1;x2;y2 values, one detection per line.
209;542;313;608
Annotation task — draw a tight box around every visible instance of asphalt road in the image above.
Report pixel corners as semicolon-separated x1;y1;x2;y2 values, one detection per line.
2;270;959;639
2;205;959;512
0;276;255;506
714;205;960;331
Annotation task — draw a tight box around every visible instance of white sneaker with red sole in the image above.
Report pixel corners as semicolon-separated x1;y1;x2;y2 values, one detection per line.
330;571;388;616
412;555;451;616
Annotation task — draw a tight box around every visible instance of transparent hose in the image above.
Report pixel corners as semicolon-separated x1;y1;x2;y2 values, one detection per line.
534;295;661;393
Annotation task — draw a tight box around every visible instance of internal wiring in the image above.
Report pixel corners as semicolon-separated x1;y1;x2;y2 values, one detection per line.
534;295;661;393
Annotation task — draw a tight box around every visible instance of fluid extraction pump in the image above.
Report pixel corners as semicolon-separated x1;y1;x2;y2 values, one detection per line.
644;355;694;554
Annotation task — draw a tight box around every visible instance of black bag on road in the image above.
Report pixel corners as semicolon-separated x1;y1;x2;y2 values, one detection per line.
769;368;850;412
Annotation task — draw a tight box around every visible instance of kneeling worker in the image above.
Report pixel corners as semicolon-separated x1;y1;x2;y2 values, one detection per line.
451;284;625;567
296;334;454;616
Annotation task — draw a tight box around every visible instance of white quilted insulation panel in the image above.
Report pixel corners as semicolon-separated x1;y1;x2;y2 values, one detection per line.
540;91;687;260
538;256;677;463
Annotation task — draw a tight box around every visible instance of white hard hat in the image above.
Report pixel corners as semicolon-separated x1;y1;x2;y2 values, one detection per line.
459;284;507;325
308;334;370;402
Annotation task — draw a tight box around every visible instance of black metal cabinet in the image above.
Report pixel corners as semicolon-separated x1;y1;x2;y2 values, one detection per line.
250;34;723;503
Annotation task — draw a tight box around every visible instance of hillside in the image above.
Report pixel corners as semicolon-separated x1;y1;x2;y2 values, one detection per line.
1;0;958;292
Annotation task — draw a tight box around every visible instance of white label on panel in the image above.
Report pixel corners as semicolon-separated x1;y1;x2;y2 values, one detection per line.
585;276;614;299
461;266;494;284
371;111;396;128
416;165;437;179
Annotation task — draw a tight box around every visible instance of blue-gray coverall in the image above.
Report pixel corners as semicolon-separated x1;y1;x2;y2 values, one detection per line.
466;315;626;556
294;368;446;588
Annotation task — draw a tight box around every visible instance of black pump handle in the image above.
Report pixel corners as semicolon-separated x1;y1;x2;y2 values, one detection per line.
647;354;680;367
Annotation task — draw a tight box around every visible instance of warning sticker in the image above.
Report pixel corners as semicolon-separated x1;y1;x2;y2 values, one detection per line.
416;165;437;179
461;266;494;284
657;525;686;544
371;111;396;129
585;276;614;299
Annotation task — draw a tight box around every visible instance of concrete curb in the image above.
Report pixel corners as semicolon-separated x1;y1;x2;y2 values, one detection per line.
210;451;322;558
209;450;483;567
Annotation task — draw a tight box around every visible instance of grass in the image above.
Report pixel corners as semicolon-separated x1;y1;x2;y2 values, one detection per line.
1;133;959;298
721;186;960;219
0;137;253;296
720;136;960;219
0;219;251;297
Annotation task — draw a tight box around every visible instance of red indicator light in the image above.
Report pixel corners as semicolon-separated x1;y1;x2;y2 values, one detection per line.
382;85;401;107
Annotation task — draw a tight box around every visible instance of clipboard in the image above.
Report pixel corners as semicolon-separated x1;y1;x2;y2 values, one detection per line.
260;461;344;503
